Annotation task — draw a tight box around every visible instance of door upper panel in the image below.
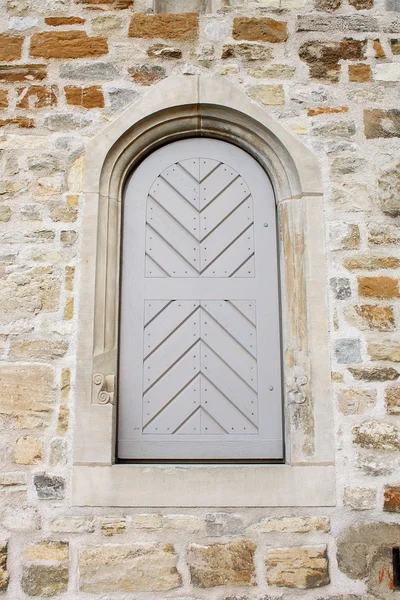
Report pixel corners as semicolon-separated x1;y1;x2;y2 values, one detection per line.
118;138;283;460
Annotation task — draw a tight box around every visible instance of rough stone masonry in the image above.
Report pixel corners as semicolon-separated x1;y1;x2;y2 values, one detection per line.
0;0;399;597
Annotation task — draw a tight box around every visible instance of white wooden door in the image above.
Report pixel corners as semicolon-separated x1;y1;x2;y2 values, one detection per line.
118;139;283;460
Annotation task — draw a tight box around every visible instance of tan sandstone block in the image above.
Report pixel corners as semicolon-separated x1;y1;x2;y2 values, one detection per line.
129;13;198;40
353;420;400;450
16;85;57;109
233;17;288;43
30;32;108;59
133;514;162;530
14;437;43;464
358;276;400;299
187;541;256;588
247;84;285;106
65;85;104;108
57;405;69;434
368;340;400;362
0;90;8;109
101;518;127;536
0;35;23;61
265;545;329;588
24;541;69;562
344;256;400;270
51;517;95;534
45;17;85;25
254;516;330;533
162;515;203;532
384;486;400;512
349;64;372;82
344;305;395;331
338;389;376;415
10;340;68;361
79;544;182;593
0;64;47;83
386;385;400;415
0;365;54;428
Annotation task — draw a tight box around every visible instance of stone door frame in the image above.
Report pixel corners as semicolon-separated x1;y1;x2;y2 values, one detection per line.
71;75;335;507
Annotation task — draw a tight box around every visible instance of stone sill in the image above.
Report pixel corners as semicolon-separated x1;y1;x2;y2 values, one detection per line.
71;464;336;507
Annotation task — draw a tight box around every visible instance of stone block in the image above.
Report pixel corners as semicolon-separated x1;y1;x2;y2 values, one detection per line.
233;17;287;43
374;63;400;81
108;88;138;111
248;64;295;79
364;109;400;139
91;15;122;34
0;266;60;323
49;439;67;465
247;84;285;106
344;256;400;270
357;452;398;475
221;43;272;61
34;473;65;499
162;515;203;532
51;517;95;533
57;405;69;435
154;0;215;12
24;541;69;562
330;278;351;300
10;340;68;361
14;436;43;464
297;15;378;32
17;85;57;109
128;65;166;86
45;16;85;26
353;420;400;450
265;545;329;588
21;565;68;596
148;43;182;59
330;223;360;250
358;276;399;299
254;516;330;533
386;385;400;414
343;486;376;510
338;389;376;415
60;62;119;81
368;339;400;362
349;366;399;381
315;0;342;11
0;64;47;82
44;113;92;131
65;85;104;108
30;32;108;59
205;513;244;536
391;38;400;54
383;486;400;512
335;339;362;364
0;34;23;61
299;39;365;82
129;14;199;40
187;541;256;587
0;89;8;109
0;544;8;592
0;365;54;428
349;64;372;82
101;518;127;536
345;304;395;331
349;0;373;8
312;120;354;138
368;224;400;246
378;160;400;218
79;544;182;592
133;514;162;530
76;0;133;7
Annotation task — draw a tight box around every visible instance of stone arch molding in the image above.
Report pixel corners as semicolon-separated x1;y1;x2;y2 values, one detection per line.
73;75;335;507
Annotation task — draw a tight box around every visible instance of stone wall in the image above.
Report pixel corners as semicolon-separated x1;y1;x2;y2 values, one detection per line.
0;0;399;598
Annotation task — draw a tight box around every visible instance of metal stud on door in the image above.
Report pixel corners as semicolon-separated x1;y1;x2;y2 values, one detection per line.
119;139;283;460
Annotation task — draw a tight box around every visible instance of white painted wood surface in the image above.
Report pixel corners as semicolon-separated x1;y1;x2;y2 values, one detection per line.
119;139;283;459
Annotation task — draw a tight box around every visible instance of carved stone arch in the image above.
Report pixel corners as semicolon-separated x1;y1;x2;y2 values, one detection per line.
73;76;334;507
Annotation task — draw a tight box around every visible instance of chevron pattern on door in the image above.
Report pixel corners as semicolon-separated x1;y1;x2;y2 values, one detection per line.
142;300;258;436
145;158;255;278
